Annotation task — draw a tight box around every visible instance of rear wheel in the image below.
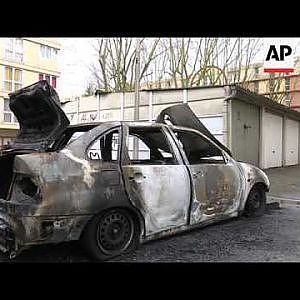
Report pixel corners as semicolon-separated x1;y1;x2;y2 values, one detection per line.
244;186;266;217
81;209;138;261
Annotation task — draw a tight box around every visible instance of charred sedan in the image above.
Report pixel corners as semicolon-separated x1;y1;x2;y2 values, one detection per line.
0;81;270;260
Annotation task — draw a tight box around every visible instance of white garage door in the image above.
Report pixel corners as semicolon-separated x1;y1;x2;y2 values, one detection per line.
263;112;283;168
284;119;299;166
199;115;224;143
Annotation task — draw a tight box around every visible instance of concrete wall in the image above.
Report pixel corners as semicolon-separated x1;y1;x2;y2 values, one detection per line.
64;87;225;124
63;87;228;145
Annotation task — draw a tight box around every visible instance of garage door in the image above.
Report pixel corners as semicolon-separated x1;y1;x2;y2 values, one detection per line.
263;112;283;168
284;119;299;166
231;101;260;166
199;115;224;143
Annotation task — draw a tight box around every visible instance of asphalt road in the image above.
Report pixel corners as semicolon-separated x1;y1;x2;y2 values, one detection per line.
1;205;300;262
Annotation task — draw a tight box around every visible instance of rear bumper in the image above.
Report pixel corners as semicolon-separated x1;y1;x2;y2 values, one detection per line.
0;219;16;256
0;199;92;258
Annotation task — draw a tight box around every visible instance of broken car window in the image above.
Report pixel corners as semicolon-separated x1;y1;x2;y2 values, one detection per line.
173;130;224;165
87;130;119;162
126;127;177;165
67;131;85;145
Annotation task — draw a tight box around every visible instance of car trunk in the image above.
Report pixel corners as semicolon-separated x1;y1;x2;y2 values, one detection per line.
0;80;70;201
8;80;70;151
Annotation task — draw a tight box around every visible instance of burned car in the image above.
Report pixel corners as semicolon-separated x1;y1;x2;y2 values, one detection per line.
0;81;270;261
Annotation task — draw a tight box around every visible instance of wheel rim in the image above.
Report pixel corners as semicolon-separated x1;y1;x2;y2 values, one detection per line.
96;210;134;256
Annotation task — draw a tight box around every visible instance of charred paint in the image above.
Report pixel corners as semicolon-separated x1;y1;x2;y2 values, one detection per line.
122;165;191;235
0;84;270;259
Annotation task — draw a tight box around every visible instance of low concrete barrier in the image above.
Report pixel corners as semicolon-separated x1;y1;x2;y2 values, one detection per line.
267;195;300;207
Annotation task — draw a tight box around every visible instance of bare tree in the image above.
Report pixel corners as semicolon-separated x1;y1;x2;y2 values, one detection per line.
161;38;262;88
83;82;96;97
88;37;262;93
89;38;161;92
165;38;219;88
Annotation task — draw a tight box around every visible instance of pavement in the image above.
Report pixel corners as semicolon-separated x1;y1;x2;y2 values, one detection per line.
1;205;299;262
264;164;300;206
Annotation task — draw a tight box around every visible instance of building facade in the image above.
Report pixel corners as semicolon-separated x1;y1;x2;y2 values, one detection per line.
0;38;60;147
140;57;300;111
233;58;300;111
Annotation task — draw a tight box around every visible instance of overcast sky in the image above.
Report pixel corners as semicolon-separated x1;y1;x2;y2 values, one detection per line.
58;38;96;98
58;38;300;98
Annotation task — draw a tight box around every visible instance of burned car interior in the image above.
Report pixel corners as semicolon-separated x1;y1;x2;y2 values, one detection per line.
173;130;225;164
0;81;270;261
126;127;177;165
88;128;120;162
86;126;177;165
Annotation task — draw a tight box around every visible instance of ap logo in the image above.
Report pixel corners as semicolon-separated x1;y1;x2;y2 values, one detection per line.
264;42;294;73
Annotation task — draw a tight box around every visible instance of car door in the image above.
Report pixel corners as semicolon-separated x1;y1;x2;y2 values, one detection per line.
171;128;243;224
121;124;191;236
62;123;131;215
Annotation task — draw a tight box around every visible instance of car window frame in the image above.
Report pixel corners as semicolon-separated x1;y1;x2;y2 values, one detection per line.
124;125;182;166
85;126;122;164
170;127;227;165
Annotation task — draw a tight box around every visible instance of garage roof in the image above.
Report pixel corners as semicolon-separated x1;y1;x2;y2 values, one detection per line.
226;85;300;121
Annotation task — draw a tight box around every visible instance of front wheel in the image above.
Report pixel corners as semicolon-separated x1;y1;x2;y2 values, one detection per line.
244;186;266;217
81;209;138;261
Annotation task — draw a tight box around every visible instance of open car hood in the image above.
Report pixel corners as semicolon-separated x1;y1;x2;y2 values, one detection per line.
156;103;232;157
8;80;70;151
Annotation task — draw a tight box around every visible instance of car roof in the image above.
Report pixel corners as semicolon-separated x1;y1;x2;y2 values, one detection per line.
66;121;193;132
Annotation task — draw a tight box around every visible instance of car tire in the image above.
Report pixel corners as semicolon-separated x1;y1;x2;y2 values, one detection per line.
244;185;266;217
81;208;138;261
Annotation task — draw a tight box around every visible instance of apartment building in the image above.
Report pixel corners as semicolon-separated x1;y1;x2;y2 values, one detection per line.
141;57;300;111
0;38;60;147
240;59;300;110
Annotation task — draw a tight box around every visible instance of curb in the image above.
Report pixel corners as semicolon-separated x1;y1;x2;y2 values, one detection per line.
267;195;300;207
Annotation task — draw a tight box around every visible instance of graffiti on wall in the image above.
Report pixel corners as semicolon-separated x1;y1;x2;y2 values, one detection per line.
67;111;116;124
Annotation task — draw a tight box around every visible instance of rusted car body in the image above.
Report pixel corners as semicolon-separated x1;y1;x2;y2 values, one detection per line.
0;81;270;260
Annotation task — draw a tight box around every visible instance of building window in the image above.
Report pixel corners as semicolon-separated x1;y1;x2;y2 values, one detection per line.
285;77;290;92
3;99;17;123
269;73;275;93
203;76;209;85
285;93;291;107
0;137;14;147
254;81;259;93
4;67;22;92
228;73;234;84
40;45;58;59
52;76;57;88
38;74;57;88
5;38;23;63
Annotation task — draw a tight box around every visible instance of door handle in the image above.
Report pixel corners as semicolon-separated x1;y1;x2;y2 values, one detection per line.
129;173;146;182
192;171;202;179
